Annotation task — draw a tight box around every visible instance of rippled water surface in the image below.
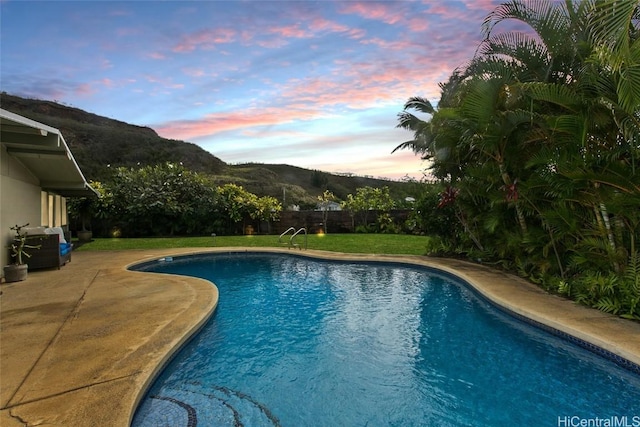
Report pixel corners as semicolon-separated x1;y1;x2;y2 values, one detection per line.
132;253;640;426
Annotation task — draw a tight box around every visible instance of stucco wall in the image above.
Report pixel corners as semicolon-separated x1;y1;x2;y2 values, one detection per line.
1;146;44;269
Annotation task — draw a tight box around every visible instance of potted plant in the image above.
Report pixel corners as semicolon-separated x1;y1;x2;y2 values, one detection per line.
4;223;41;283
69;196;94;242
69;181;107;242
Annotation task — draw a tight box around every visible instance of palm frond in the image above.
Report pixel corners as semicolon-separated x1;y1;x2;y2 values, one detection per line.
402;97;435;115
589;0;638;54
482;0;570;56
520;82;581;111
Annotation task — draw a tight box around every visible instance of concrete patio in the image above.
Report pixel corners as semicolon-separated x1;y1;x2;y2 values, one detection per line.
1;248;639;426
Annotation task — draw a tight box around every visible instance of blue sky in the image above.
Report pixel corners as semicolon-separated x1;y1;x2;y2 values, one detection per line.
1;0;504;180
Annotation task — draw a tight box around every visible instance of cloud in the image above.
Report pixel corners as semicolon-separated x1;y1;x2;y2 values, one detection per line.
459;0;500;12
182;67;209;78
308;17;348;33
154;106;326;140
423;0;493;24
339;2;406;25
359;37;419;50
273;54;449;111
267;24;313;39
75;83;95;96
406;17;429;33
147;52;167;60
99;58;114;69
313;151;427;181
172;28;236;52
0;0;500;181
308;17;366;39
255;37;290;49
2;72;97;101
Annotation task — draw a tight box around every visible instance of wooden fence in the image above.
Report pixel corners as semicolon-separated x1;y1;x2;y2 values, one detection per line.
249;209;412;235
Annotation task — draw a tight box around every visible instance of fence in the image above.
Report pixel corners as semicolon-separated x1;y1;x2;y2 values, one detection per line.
250;209;412;235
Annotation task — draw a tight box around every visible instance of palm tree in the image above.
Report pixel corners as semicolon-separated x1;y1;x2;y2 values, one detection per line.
393;96;435;158
396;0;640;297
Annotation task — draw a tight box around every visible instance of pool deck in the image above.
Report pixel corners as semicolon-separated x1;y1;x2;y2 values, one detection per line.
1;247;639;426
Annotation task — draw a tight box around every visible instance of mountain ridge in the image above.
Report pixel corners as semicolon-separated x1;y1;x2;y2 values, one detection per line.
0;92;415;206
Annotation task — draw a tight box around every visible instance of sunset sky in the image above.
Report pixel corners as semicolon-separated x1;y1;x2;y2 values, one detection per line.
1;0;509;180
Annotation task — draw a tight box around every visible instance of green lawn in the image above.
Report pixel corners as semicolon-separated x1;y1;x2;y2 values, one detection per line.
74;233;430;256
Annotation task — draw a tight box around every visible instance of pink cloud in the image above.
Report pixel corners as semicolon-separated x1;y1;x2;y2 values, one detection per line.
407;17;429;32
359;37;417;50
250;17;365;48
267;24;313;38
172;28;236;52
75;83;94;96
155;107;325;140
143;75;184;91
459;0;500;12
272;53;451;112
182;67;207;77
423;0;492;22
255;38;290;49
87;77;137;93
308;17;348;33
339;2;406;25
346;28;367;39
313;150;428;181
424;3;458;17
147;52;166;60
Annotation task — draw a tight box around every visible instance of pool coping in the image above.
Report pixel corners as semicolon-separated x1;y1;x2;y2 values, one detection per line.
1;247;639;426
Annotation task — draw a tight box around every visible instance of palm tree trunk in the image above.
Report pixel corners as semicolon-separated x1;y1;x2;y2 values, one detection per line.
548;225;566;280
515;203;528;235
599;203;616;251
499;164;527;234
593;201;620;272
456;208;484;251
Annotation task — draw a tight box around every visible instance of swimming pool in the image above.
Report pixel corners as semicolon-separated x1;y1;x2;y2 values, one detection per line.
132;252;640;426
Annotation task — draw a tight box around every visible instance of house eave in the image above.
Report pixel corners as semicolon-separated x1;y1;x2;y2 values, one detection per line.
1;108;97;197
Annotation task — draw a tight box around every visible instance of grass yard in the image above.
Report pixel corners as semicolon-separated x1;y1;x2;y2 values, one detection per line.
74;233;430;256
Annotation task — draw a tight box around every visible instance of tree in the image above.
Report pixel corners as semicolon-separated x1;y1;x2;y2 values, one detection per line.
342;186;395;232
68;180;106;232
393;97;436;158
395;0;640;318
317;190;337;233
216;183;256;234
250;195;282;234
101;163;217;236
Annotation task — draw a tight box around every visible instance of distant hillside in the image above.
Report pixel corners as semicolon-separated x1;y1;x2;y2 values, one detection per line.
0;92;226;180
209;162;417;208
0;93;415;206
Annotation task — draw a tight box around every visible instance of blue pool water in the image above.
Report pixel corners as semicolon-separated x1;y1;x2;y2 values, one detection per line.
132;253;640;426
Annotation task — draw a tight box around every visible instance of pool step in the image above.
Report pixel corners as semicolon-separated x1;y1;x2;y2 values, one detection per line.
132;385;281;427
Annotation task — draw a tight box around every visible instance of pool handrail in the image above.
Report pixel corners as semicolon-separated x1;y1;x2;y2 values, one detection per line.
279;227;296;244
290;227;307;250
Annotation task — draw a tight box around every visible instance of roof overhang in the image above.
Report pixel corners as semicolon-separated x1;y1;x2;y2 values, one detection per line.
0;108;97;197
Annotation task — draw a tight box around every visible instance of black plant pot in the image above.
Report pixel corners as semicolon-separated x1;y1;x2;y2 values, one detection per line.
77;230;93;242
3;264;28;283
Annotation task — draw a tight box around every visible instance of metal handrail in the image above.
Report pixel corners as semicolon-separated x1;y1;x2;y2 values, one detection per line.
290;227;307;250
279;227;296;244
